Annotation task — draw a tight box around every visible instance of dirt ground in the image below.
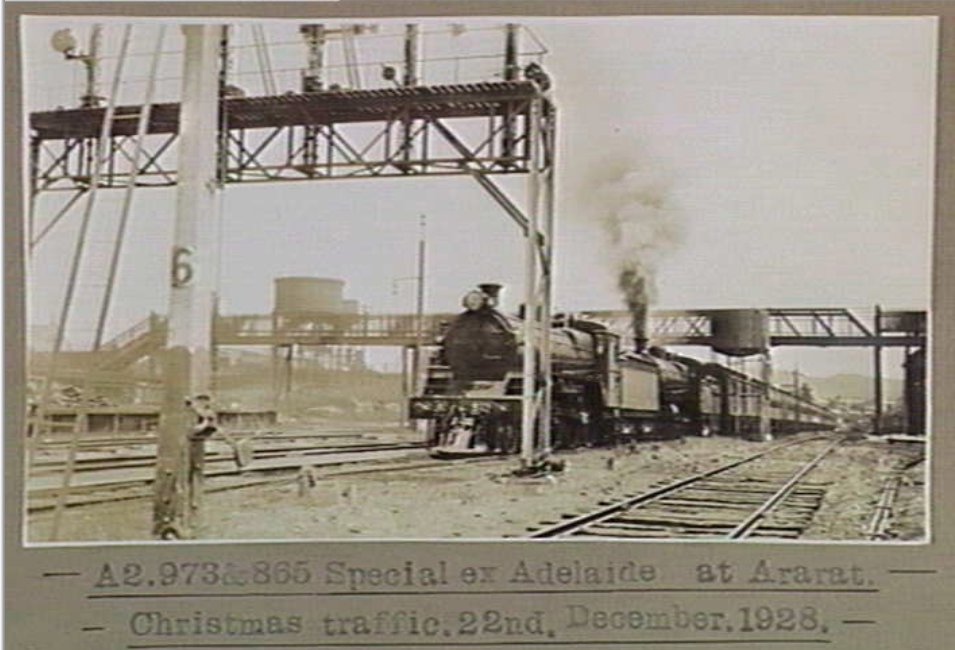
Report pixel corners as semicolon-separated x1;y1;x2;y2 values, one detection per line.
28;429;926;544
800;438;926;541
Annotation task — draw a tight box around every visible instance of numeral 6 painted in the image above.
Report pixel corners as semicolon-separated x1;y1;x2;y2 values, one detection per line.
171;247;194;287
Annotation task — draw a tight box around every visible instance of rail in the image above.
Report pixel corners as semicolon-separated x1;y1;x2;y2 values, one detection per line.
529;434;839;539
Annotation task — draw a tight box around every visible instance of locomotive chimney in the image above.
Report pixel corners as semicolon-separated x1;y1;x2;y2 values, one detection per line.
479;283;503;307
632;305;649;353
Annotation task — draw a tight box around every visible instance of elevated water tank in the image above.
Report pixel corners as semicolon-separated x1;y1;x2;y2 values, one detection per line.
340;299;361;315
273;277;345;314
710;309;769;357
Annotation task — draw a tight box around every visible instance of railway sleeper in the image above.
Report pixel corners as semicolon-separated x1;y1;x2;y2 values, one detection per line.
690;479;827;489
574;526;730;539
589;521;806;539
695;482;830;494
585;523;735;535
619;509;763;524
651;499;762;511
665;493;821;508
644;505;819;523
572;529;692;539
611;508;818;527
647;493;822;508
679;492;826;506
706;475;831;485
605;515;753;529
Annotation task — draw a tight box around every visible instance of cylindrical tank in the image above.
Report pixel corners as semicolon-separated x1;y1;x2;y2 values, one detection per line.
710;309;769;356
340;299;361;315
273;277;344;314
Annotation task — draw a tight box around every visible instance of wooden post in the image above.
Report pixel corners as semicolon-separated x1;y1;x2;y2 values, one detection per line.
759;352;773;441
153;25;223;540
411;215;426;397
873;304;883;435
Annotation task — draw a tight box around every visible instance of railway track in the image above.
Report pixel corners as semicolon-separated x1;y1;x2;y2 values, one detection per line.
864;443;925;540
26;451;502;513
26;441;427;506
29;440;424;477
31;432;370;452
529;434;844;540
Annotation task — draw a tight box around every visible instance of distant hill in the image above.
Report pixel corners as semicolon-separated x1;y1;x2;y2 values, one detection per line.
773;372;903;403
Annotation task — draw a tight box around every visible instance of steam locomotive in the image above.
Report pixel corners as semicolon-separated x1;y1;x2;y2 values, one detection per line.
409;284;837;458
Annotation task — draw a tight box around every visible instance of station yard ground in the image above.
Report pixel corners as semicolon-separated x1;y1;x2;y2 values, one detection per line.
28;424;925;543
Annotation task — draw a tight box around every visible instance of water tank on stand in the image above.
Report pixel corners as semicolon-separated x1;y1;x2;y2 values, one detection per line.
710;309;769;357
273;277;345;315
339;299;361;315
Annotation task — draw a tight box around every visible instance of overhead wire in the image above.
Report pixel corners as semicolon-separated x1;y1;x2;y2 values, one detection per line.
46;23;133;541
92;25;167;350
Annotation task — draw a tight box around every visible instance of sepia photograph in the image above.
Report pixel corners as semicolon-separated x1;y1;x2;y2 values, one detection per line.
21;14;934;545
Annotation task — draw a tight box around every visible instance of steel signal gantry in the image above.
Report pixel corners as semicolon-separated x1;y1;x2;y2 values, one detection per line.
28;24;559;506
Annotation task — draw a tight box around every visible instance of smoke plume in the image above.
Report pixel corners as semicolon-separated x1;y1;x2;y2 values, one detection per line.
585;157;684;347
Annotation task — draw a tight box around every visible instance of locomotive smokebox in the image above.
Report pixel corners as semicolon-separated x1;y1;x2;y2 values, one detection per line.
478;283;504;307
710;309;769;356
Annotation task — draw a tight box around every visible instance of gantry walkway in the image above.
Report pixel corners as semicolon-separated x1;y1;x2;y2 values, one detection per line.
38;307;924;374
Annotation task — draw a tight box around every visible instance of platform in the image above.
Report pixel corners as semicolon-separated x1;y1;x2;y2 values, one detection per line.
31;81;542;140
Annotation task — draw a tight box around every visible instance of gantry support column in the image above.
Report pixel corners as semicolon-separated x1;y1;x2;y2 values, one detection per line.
519;94;553;469
153;25;223;540
538;100;556;459
457;86;555;469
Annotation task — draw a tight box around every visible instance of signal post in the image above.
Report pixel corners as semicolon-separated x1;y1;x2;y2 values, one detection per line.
153;25;223;539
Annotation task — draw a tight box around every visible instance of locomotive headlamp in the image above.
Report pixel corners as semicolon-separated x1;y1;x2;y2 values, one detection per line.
462;290;487;311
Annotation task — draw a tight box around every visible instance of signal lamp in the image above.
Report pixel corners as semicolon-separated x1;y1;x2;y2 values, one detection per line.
50;28;78;56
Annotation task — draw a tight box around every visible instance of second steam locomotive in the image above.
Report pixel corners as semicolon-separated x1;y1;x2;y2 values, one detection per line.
410;284;837;457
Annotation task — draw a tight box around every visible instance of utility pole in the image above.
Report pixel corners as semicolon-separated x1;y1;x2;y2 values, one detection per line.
411;215;427;397
153;25;223;540
758;352;773;441
873;304;883;436
793;367;801;426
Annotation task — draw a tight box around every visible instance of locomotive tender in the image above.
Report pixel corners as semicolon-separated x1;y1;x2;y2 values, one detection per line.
409;284;836;457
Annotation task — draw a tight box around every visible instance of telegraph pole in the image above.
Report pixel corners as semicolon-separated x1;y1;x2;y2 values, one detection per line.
153;25;223;540
758;352;773;441
411;215;427;396
873;304;883;435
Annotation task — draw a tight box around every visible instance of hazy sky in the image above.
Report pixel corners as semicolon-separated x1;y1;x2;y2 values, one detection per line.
23;16;937;378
